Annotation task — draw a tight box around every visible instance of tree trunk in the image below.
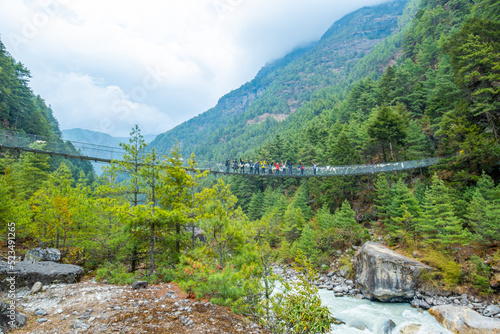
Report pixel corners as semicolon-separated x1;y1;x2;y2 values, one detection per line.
389;141;395;162
149;223;155;276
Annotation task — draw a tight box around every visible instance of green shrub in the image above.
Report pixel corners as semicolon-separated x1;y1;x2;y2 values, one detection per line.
267;253;341;333
422;250;461;290
96;262;138;285
470;255;493;295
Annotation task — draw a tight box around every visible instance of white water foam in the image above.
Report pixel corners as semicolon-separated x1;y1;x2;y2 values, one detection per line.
318;290;451;333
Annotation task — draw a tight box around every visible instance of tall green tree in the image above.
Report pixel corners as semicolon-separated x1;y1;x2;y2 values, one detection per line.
445;18;500;141
367;105;408;161
417;175;470;249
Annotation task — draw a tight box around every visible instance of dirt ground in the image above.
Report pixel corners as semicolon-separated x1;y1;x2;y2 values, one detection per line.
4;279;267;334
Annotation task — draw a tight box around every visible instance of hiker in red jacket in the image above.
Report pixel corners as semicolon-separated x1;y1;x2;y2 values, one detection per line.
274;161;281;175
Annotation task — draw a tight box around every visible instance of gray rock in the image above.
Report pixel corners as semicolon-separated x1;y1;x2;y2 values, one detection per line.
333;286;345;293
34;309;47;316
24;248;61;262
72;320;91;329
339;267;349;277
132;281;148;290
354;242;433;302
30;281;43;294
36;318;48;323
399;323;442;334
380;319;396;334
490;273;500;289
429;304;500;334
0;261;84;290
0;301;28;330
484;304;500;317
349;320;367;330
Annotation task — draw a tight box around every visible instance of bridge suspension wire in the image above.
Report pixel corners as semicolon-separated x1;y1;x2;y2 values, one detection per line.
0;129;441;177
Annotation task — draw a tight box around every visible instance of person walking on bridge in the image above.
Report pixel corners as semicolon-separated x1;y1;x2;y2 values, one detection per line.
274;161;281;175
249;160;253;174
299;160;304;175
240;157;245;174
260;160;266;175
312;162;317;175
233;159;238;173
288;161;293;175
255;161;260;175
225;159;231;173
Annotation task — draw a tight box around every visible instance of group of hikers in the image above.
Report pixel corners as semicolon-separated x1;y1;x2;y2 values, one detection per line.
224;158;319;176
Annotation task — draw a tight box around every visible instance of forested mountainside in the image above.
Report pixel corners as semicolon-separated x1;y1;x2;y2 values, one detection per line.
150;0;417;161
0;42;60;139
0;40;93;178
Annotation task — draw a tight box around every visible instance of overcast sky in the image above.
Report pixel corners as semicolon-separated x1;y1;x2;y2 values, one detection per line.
0;0;386;137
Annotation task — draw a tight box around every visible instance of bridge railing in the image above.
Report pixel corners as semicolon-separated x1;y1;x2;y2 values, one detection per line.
195;157;440;176
0;130;126;161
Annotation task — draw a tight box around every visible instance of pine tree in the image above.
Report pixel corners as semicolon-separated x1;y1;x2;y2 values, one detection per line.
159;147;206;263
19;141;50;199
328;127;359;165
467;190;499;244
374;174;392;223
316;204;335;230
291;183;312;222
196;178;247;268
386;180;421;235
248;192;264;221
298;225;319;262
417;175;470;249
367;105;408;162
404;120;433;160
283;205;305;242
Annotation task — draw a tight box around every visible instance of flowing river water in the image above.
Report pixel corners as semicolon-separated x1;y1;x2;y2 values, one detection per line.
317;289;452;333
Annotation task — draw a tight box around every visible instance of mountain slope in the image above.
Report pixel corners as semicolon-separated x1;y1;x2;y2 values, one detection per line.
63;128;156;147
150;0;413;161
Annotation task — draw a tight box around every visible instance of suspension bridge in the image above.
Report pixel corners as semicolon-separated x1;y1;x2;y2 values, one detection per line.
0;130;441;177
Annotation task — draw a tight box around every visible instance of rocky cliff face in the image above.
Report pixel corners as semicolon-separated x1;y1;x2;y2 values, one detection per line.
354;242;432;302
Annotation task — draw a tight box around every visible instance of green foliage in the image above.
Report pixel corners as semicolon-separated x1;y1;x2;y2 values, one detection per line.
422;249;461;291
417;175;470;249
470;255;493;295
367;105;408;162
270;254;339;334
96;262;138;285
297;225;319;262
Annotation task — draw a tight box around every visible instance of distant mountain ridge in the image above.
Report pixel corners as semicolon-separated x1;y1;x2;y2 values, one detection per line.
150;0;412;161
63;128;157;147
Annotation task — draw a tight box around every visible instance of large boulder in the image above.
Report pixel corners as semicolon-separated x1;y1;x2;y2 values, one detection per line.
354;242;432;302
429;304;500;334
0;301;27;331
0;261;84;290
24;248;61;262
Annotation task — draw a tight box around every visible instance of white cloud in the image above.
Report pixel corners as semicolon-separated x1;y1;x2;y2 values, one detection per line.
0;0;388;137
41;72;174;136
